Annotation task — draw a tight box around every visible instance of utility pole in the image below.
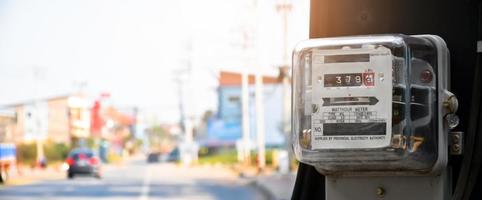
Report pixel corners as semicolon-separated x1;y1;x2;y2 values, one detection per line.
174;75;186;136
276;0;293;172
175;38;197;166
240;28;253;164
32;66;45;167
276;1;292;66
255;73;265;170
174;39;193;143
241;71;251;164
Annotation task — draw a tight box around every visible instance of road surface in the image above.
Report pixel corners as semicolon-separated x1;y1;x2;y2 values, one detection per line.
0;158;266;200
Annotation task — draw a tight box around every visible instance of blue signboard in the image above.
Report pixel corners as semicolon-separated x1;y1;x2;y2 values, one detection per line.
203;84;285;147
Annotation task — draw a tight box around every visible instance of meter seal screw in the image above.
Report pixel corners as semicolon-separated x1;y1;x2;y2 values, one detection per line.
445;114;460;129
300;129;312;149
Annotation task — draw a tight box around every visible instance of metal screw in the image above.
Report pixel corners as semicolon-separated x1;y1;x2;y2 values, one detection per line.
452;134;460;143
317;76;323;84
312;104;319;113
453;144;461;152
376;187;385;197
443;95;459;114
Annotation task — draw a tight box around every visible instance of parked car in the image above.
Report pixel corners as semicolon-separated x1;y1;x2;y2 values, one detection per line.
65;148;101;179
147;152;160;163
166;147;180;162
0;143;15;183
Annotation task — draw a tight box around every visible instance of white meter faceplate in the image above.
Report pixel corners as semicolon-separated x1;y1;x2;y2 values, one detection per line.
292;35;455;175
311;47;392;149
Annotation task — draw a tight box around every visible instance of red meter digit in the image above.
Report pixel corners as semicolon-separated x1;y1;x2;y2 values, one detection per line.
363;72;375;86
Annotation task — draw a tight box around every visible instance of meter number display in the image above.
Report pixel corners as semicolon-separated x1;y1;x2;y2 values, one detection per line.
324;73;375;87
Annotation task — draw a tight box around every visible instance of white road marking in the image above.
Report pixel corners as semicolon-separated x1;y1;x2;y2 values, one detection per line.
139;165;152;200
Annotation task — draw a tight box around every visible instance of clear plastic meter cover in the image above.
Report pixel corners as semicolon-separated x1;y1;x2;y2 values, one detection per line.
292;35;449;175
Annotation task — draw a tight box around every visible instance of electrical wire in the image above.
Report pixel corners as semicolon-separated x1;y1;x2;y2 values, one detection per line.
451;3;482;199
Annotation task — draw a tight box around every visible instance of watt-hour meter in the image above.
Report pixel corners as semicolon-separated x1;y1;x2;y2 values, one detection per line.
292;35;459;175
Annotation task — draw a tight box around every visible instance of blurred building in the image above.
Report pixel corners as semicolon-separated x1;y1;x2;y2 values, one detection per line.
67;96;91;140
0;94;91;145
103;106;135;155
90;94;136;156
0;110;16;143
198;71;285;148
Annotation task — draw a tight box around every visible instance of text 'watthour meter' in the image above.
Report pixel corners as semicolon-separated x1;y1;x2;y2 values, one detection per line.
292;35;460;199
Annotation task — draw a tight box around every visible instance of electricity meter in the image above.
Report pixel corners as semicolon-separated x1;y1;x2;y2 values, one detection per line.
292;35;459;175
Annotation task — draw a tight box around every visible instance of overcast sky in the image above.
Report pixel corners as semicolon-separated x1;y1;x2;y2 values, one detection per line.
0;0;309;123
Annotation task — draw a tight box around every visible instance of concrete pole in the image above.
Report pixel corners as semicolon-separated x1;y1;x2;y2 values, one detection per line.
182;118;194;166
185;118;193;143
276;2;292;66
282;67;293;172
36;133;44;165
255;73;265;170
277;1;293;172
32;67;45;166
241;71;251;163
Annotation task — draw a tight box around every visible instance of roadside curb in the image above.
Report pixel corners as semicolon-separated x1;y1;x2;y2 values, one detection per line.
0;179;37;187
1;167;65;187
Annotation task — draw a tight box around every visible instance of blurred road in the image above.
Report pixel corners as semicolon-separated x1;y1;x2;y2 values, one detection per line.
0;158;266;200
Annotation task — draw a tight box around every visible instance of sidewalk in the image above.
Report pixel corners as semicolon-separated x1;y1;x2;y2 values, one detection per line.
231;164;296;200
253;172;296;200
5;166;65;186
